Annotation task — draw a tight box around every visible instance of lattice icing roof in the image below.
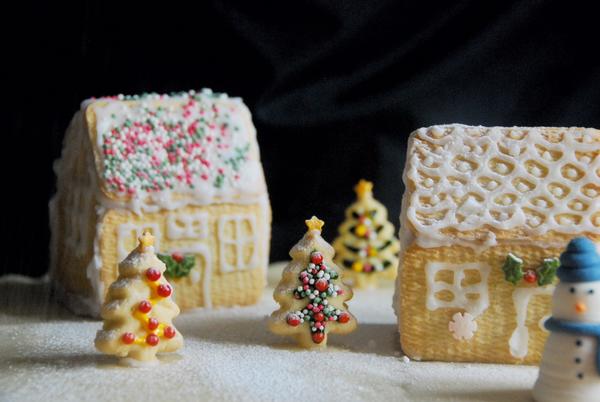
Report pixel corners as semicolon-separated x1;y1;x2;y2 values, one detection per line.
82;89;267;209
403;124;600;248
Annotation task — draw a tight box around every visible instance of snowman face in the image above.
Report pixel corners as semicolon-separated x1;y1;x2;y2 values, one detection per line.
552;280;600;322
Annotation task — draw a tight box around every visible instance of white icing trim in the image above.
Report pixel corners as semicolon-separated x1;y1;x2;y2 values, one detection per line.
508;285;554;358
218;214;259;273
169;243;213;309
166;212;209;240
117;223;162;261
85;207;106;308
448;312;478;340
425;262;491;318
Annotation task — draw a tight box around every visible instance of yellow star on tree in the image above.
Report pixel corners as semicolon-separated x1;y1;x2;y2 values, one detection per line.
305;216;325;232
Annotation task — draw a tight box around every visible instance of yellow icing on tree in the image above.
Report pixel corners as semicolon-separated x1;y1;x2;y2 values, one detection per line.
95;231;183;365
269;217;357;348
333;180;400;288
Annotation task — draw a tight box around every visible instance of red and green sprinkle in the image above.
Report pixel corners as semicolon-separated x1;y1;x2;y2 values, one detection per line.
96;90;251;195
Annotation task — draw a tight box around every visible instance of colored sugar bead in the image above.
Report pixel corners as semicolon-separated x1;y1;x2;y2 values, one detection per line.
148;318;159;330
138;300;152;313
312;332;325;344
310;252;323;265
338;312;350;323
145;268;161;282
146;334;159;346
287;314;301;326
157;284;172;297
121;332;135;344
164;326;176;339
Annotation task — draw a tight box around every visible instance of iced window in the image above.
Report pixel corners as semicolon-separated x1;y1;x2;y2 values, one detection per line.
218;215;258;273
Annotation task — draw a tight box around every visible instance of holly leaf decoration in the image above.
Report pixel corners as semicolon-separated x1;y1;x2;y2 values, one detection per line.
502;253;524;285
157;253;195;278
537;257;559;286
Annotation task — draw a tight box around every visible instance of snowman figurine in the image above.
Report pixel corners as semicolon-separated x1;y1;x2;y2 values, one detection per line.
533;237;600;402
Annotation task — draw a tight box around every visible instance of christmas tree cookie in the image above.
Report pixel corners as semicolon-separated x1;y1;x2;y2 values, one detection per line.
333;180;400;288
269;216;357;348
95;231;183;365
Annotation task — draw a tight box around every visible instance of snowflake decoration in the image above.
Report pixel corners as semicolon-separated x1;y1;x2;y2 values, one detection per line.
448;312;478;340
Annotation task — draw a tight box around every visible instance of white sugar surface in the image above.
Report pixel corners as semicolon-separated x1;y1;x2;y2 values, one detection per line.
0;267;537;402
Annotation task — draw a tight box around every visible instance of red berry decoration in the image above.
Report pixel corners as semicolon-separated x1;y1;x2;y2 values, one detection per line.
145;268;161;282
314;312;325;322
121;332;135;344
146;334;159;346
172;251;184;263
310;252;323;265
312;332;325;344
524;270;538;284
338;312;350;323
164;326;176;339
315;279;329;292
138;300;152;313
148;317;159;330
286;314;301;326
157;284;172;298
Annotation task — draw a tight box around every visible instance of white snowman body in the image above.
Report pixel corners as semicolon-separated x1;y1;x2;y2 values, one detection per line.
533;280;600;402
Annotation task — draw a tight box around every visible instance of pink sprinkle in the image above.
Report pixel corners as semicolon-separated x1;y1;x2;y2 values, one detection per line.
307;304;313;310
201;174;209;181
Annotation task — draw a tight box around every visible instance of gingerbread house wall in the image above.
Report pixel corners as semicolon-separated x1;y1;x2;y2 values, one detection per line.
50;112;102;314
399;243;556;364
96;202;270;311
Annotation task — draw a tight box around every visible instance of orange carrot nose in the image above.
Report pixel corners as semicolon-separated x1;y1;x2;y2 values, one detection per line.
575;302;587;314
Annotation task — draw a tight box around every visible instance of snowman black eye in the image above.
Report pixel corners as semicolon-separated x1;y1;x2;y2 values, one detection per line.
589;289;595;295
570;287;576;294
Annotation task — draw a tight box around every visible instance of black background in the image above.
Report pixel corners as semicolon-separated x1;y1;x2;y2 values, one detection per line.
3;1;600;276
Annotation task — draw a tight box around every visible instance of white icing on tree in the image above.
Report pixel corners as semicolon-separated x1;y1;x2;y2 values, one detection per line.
508;286;554;358
425;262;491;318
405;125;600;249
218;214;258;273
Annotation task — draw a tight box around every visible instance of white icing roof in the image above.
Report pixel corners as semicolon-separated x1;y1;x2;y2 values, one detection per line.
82;90;267;211
403;124;600;247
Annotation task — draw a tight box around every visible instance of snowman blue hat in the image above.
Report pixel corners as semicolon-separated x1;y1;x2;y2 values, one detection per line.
558;237;600;283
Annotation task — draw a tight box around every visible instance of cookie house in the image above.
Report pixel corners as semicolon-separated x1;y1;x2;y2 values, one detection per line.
395;124;600;364
50;89;271;316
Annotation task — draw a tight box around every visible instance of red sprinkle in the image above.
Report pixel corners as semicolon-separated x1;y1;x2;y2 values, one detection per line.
146;334;159;346
164;326;176;339
145;268;161;282
121;332;135;344
138;300;152;313
157;284;172;298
